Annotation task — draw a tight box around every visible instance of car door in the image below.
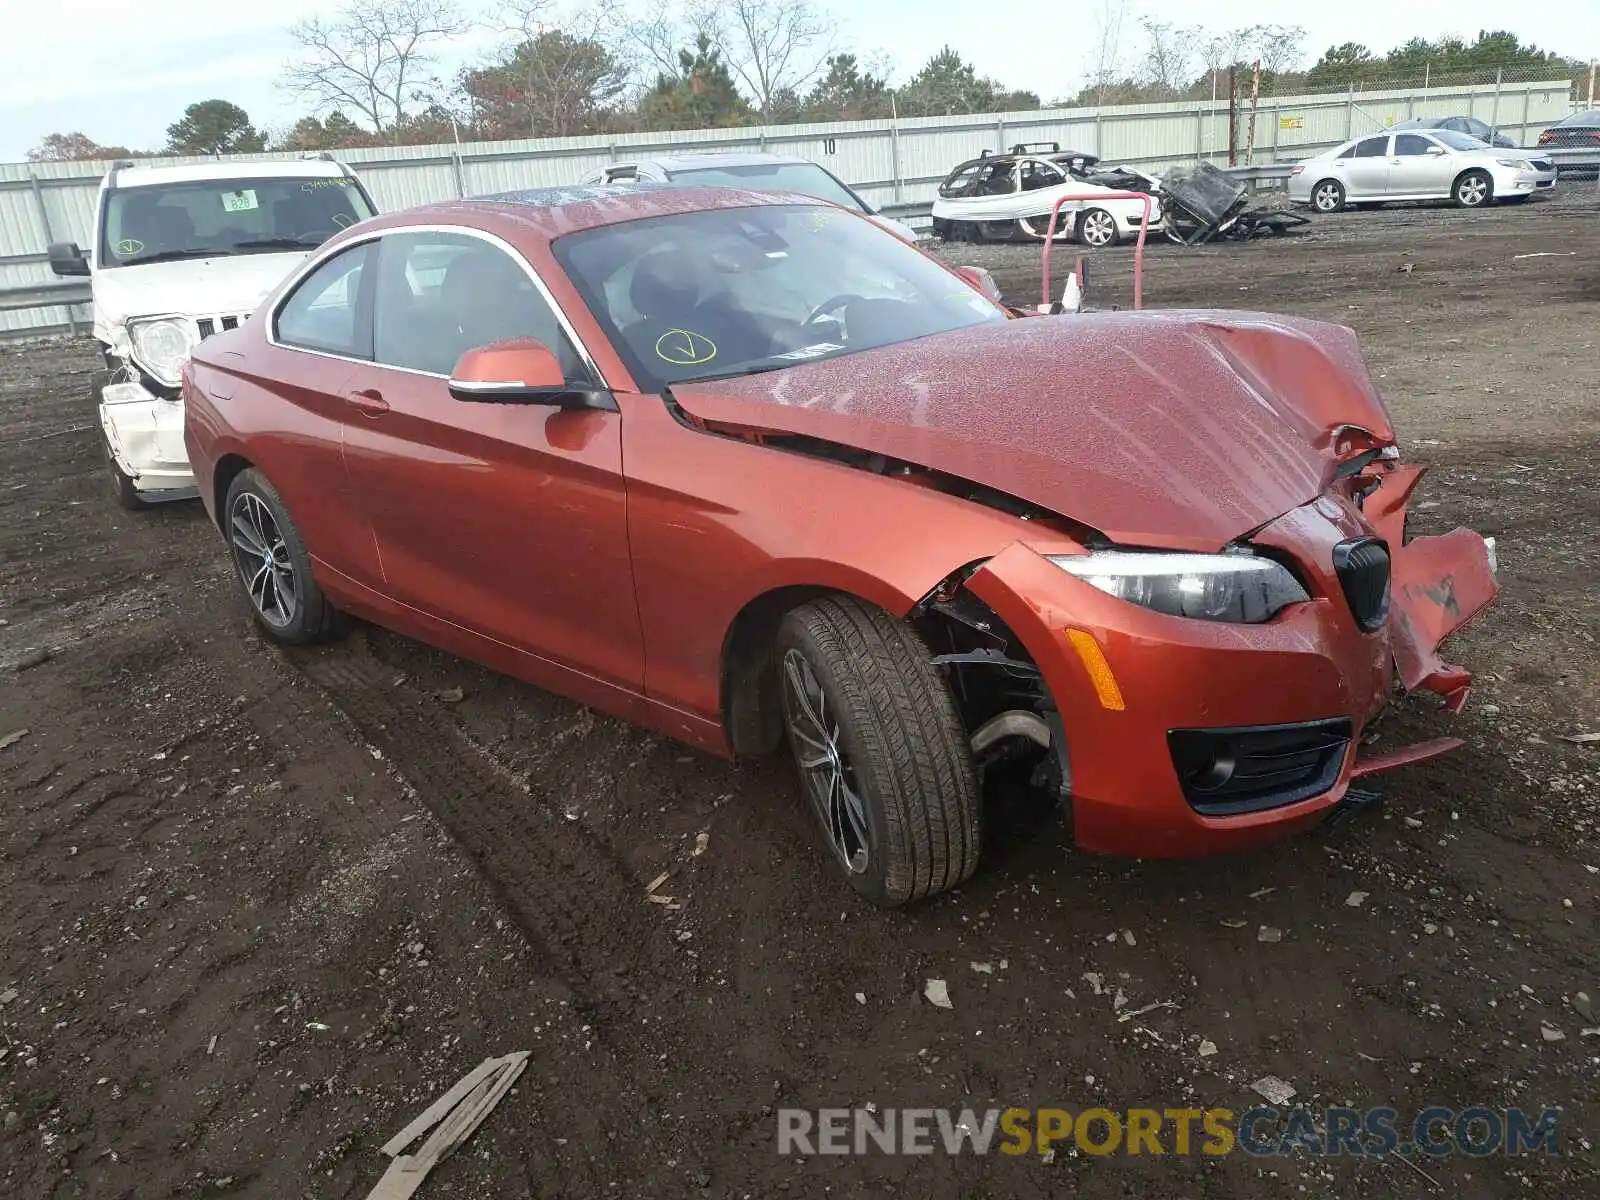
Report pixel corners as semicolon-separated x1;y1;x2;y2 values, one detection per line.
1387;133;1456;197
1340;135;1393;197
339;227;645;694
257;240;384;587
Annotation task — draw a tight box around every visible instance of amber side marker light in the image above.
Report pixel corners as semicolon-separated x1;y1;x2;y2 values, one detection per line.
1065;629;1126;711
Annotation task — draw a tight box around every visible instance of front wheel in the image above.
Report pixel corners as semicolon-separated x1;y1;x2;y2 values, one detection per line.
776;596;981;907
1311;179;1346;213
105;443;148;512
1076;207;1121;248
1454;170;1492;208
224;468;344;644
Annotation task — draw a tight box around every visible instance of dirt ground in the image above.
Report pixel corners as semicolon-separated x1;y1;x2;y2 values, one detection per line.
1;190;1597;1200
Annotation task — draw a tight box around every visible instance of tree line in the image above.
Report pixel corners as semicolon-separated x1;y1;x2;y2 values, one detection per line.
24;3;1592;162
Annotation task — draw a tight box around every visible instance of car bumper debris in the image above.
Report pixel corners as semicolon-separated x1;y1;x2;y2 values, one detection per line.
99;380;197;496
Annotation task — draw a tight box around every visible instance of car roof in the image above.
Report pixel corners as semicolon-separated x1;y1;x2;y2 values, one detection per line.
359;183;826;243
618;152;817;171
107;159;351;188
1558;109;1600;125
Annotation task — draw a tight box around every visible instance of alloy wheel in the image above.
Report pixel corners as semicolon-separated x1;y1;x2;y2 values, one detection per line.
1314;183;1341;212
781;649;870;875
229;492;299;629
1080;209;1117;246
1458;175;1489;206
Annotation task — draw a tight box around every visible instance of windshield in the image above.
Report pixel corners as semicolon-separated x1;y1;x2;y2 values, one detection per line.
1430;130;1488;151
100;176;374;267
663;162;866;212
552;203;1008;392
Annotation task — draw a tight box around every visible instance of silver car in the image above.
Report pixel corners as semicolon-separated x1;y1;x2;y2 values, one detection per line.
1288;128;1557;212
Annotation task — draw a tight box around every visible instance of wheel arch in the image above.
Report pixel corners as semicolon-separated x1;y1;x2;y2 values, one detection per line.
718;565;929;759
211;453;254;532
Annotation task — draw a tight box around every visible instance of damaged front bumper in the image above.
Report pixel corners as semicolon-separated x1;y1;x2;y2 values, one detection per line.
100;380;198;498
964;476;1497;858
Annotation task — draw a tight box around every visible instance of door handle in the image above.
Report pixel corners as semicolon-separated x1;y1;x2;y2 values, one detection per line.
347;388;390;417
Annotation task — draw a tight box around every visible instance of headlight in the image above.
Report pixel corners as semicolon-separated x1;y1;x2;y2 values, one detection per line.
128;317;198;387
1495;158;1534;170
1048;550;1310;624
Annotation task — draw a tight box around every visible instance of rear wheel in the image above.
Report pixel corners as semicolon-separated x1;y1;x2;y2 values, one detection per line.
224;468;344;644
1311;179;1346;213
776;596;981;907
1076;207;1121;248
1453;170;1492;208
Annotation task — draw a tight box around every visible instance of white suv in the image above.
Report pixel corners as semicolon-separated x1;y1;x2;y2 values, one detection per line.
48;156;377;508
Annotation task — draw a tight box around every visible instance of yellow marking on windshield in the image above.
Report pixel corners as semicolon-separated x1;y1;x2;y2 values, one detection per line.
655;329;717;366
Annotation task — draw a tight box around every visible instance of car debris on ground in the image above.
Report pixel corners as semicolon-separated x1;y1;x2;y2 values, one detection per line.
365;1052;530;1200
931;144;1307;248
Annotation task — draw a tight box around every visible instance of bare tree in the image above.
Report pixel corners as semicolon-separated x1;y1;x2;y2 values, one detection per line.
1247;24;1307;75
1140;18;1198;91
625;0;724;85
716;0;833;117
1086;0;1129;102
284;0;468;137
471;0;630;136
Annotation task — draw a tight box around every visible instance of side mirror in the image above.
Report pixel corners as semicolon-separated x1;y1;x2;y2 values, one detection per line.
48;241;89;277
447;338;605;409
953;265;1003;302
1425;146;1447;156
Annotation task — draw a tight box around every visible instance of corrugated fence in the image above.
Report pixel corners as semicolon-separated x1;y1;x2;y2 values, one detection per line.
0;78;1572;338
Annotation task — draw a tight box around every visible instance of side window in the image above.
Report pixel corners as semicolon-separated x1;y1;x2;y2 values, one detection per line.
1466;119;1491;139
371;231;586;380
1394;134;1434;156
1351;136;1390;158
274;242;372;357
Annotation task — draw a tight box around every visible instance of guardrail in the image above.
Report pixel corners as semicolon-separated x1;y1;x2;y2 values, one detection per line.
0;279;89;314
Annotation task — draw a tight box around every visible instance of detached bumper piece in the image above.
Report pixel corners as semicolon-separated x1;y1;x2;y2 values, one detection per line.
1168;719;1352;817
99;380;197;497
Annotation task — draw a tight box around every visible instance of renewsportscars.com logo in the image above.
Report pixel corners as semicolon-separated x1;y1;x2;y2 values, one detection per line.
776;1106;1562;1158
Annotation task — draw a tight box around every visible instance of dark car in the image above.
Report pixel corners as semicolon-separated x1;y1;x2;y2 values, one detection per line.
1537;109;1600;176
1392;116;1517;149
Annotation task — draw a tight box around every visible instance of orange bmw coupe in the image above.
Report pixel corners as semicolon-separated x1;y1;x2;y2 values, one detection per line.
184;185;1498;906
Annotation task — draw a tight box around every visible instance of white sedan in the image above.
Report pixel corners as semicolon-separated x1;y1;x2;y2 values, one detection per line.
1288;128;1556;212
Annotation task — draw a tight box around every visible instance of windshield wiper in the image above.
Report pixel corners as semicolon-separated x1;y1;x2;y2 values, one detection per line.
120;248;235;265
230;237;325;251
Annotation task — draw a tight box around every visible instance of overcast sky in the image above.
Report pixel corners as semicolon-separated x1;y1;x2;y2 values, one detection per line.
2;0;1597;161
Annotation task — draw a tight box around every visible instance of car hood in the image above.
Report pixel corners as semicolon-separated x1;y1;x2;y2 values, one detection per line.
671;311;1396;551
92;251;312;323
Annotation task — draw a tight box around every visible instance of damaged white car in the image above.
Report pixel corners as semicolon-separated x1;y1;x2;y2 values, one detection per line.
931;148;1162;248
47;157;377;509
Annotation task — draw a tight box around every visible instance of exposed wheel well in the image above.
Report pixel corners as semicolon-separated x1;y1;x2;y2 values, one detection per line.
720;585;835;758
1454;166;1493;192
211;454;253;531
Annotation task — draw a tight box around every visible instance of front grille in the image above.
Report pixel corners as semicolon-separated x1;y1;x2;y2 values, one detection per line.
1333;537;1391;632
195;313;249;340
1169;719;1352;816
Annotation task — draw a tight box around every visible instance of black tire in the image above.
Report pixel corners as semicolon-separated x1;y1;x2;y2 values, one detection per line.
1310;179;1345;213
1075;207;1121;248
775;596;981;907
1453;169;1492;208
223;468;343;644
105;444;148;511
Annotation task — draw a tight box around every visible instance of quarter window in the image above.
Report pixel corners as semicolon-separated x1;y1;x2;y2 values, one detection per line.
371;231;585;380
274;242;372;357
